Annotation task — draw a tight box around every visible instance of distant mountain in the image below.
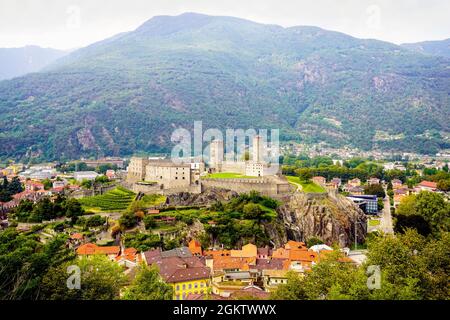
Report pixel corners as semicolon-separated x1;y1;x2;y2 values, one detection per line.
0;13;449;161
0;45;67;80
402;39;450;58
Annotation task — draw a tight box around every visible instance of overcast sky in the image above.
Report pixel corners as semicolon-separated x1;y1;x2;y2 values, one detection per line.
1;0;449;50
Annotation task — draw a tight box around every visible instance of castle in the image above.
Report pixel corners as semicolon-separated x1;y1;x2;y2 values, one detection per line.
126;136;289;197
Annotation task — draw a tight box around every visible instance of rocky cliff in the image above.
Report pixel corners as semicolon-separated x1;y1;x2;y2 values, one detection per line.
276;192;367;247
165;188;239;206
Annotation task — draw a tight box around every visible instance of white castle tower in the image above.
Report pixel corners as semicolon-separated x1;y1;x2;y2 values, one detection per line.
252;135;264;163
210;139;224;170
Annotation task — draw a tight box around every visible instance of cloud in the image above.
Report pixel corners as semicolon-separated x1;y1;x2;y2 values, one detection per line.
0;0;449;49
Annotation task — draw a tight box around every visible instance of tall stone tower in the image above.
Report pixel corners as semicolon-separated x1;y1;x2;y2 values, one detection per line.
210;140;224;170
252;135;264;163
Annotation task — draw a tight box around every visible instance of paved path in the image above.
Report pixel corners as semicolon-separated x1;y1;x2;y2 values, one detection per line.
380;196;394;234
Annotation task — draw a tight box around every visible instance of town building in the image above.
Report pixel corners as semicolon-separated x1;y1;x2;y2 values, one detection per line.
367;177;380;185
417;180;438;192
143;248;211;300
73;171;99;181
346;195;378;214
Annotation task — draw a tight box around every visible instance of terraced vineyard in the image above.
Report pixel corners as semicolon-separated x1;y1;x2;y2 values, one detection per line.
79;186;136;212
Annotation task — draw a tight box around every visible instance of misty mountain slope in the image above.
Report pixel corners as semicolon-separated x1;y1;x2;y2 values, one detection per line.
0;13;449;161
0;46;67;80
402;38;450;58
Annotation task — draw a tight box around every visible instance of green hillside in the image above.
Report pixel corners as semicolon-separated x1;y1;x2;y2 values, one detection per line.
0;13;449;161
79;186;136;212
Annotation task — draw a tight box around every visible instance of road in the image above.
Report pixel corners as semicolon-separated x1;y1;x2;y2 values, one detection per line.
379;196;394;234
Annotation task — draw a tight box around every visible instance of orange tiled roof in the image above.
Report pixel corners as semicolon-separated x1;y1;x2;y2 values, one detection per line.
188;239;203;255
76;243;120;256
419;181;438;189
70;233;84;240
212;256;255;271
289;249;318;262
272;248;290;259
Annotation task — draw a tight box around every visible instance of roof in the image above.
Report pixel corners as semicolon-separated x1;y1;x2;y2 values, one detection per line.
262;269;289;278
257;247;271;256
419;181;438;189
70;233;84;240
188;239;203;255
230;285;270;299
255;258;288;270
289;249;318;262
212;256;255;271
76;243;120;255
161;246;192;258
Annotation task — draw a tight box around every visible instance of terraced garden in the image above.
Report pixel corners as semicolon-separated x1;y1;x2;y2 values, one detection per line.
79;186;136;212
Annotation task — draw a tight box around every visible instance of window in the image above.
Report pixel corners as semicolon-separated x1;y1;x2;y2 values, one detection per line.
182;284;186;290
194;283;198;288
188;284;192;289
176;285;180;291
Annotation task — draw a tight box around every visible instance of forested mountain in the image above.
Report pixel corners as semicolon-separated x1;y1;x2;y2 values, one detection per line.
0;13;449;161
402;38;450;58
0;46;67;80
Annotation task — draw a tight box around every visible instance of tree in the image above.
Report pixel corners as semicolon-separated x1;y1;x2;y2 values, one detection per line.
41;178;52;190
396;192;450;236
64;198;84;224
7;176;23;194
119;211;138;229
94;175;109;184
122;264;173;300
364;184;386;199
242;203;263;220
306;237;324;248
143;215;156;230
0;230;74;300
437;179;450;192
41;255;127;300
0;189;11;202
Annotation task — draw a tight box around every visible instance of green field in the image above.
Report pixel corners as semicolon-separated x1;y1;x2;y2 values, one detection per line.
204;172;258;179
79;186;136;212
286;176;326;193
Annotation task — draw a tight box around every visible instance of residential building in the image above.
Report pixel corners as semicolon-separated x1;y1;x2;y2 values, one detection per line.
348;178;361;187
312;176;326;186
417;180;438;192
262;270;289;292
143;248;211;300
367;177;380;185
76;243;120;259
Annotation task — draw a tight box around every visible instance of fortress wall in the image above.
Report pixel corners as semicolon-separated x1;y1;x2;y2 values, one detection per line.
201;178;280;197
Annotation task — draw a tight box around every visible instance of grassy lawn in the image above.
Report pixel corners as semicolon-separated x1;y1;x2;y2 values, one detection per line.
286;176;326;193
368;219;381;227
203;172;258;179
79;186;136;212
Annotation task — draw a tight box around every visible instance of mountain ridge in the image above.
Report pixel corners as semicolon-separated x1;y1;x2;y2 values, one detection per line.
0;45;68;80
0;13;449;161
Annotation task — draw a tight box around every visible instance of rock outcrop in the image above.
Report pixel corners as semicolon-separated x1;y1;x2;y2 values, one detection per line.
277;191;367;247
165;188;239;206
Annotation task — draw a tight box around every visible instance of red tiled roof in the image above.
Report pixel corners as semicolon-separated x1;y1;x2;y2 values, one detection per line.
419;181;438;189
76;243;120;256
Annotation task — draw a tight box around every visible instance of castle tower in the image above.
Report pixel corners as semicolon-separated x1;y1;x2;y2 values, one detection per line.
252;135;264;163
210;140;223;170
